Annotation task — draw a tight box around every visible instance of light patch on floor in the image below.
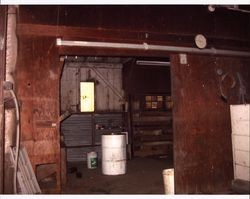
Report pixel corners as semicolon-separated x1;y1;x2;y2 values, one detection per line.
62;157;173;194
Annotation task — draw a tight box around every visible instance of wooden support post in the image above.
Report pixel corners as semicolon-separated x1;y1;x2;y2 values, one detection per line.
60;147;67;187
0;6;7;194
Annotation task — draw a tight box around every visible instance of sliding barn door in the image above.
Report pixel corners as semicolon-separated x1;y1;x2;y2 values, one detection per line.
171;54;250;194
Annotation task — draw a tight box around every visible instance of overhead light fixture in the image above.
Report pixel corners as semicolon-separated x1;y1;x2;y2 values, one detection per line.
136;60;170;66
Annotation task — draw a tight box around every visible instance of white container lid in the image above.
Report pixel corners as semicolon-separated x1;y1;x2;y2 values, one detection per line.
102;134;126;148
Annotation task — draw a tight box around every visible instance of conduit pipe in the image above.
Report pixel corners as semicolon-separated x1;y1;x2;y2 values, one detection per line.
5;6;18;194
56;38;250;58
208;5;250;14
5;5;17;153
9;90;20;194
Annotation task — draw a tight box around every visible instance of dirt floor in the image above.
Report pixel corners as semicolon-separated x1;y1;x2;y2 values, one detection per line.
62;157;173;194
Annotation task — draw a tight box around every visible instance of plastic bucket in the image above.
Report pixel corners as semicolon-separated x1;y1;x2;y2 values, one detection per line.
87;151;97;169
162;168;174;194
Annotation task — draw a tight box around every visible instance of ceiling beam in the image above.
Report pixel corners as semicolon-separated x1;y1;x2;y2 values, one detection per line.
17;24;250;51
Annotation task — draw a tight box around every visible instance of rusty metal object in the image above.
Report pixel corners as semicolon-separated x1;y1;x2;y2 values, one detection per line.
218;72;236;102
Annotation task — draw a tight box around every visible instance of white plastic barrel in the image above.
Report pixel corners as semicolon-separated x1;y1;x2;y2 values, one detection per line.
162;168;174;194
87;151;97;169
101;134;126;175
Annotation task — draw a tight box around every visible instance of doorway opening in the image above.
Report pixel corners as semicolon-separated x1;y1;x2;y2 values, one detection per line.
59;55;173;194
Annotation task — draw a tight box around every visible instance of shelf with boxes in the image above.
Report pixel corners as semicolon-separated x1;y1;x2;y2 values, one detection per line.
130;95;173;157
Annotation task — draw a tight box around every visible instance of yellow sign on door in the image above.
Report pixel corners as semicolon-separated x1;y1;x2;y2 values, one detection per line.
80;82;94;112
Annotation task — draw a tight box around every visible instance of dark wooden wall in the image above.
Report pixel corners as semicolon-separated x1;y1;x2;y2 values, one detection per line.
171;54;250;193
123;63;171;94
0;6;7;194
15;36;62;192
18;6;250;40
17;6;250;51
15;5;250;194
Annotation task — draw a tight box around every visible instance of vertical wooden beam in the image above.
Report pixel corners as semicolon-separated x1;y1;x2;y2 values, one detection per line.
0;5;7;194
60;147;67;187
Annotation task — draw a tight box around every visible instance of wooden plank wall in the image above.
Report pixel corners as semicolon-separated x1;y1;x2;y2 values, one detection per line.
171;54;250;193
17;6;250;51
15;36;62;192
15;6;250;193
60;63;123;112
0;6;7;194
122;64;171;94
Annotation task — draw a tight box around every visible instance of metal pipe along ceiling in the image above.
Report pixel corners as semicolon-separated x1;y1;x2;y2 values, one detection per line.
56;38;250;58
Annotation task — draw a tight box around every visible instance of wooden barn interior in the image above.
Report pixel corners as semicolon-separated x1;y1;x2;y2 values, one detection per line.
0;5;250;195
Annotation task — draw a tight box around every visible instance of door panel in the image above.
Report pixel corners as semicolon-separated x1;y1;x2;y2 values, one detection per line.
171;54;250;193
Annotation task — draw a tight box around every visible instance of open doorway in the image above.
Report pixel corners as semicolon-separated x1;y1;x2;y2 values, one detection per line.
59;56;173;194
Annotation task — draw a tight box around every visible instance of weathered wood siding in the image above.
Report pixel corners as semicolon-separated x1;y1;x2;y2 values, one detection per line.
171;54;250;193
16;36;62;192
15;5;250;193
61;63;123;112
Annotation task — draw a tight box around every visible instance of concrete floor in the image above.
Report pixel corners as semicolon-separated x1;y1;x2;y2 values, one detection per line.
62;157;173;194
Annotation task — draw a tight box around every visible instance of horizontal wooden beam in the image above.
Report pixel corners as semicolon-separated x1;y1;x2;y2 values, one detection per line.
17;23;194;45
58;46;171;58
17;24;250;52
